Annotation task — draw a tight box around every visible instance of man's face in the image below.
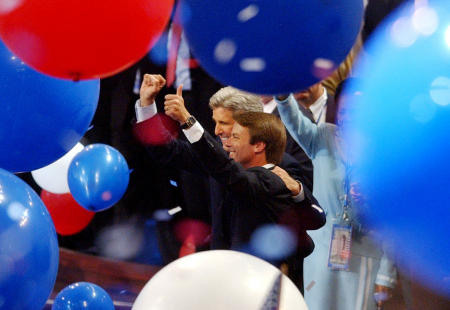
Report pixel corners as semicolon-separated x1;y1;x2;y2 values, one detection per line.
293;83;323;108
212;107;235;151
225;123;255;168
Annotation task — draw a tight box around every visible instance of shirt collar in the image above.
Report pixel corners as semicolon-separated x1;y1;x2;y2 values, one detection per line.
263;99;277;114
263;163;275;170
309;87;328;122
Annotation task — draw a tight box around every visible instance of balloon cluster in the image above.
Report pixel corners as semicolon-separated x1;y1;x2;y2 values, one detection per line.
341;0;450;297
133;250;308;310
34;143;130;235
0;41;99;173
181;0;363;94
0;0;174;80
0;169;59;309
0;0;168;305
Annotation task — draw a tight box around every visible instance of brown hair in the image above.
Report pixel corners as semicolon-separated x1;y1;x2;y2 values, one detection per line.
233;112;286;165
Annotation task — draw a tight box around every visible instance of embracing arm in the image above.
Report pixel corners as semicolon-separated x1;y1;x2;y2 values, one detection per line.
279;151;313;197
271;166;325;230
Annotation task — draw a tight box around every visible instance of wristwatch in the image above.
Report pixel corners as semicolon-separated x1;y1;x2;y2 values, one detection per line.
181;116;197;129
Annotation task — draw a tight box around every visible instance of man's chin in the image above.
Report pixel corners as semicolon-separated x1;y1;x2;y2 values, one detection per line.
223;146;232;153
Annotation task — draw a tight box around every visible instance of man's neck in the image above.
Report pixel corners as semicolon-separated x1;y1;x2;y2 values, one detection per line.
303;85;325;109
242;154;268;169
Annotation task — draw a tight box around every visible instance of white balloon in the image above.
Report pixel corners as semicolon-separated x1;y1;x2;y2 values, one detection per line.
31;142;84;194
132;250;308;310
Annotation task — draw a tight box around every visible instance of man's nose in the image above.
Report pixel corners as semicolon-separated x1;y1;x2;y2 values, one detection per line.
215;124;222;136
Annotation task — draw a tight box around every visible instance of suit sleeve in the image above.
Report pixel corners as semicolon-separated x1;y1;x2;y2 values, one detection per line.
296;182;326;230
280;152;325;230
280;152;313;195
190;131;326;231
188;131;260;199
145;139;209;176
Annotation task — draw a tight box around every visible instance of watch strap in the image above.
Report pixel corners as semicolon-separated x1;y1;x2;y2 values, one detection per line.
181;116;197;129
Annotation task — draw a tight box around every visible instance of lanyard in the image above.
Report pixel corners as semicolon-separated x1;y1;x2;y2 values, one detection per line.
341;163;352;224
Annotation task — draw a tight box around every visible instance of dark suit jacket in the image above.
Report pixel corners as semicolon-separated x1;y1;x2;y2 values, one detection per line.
144;118;325;289
187;130;325;292
147;133;316;222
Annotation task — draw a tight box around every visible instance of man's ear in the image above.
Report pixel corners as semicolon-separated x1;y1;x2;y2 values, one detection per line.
253;141;266;153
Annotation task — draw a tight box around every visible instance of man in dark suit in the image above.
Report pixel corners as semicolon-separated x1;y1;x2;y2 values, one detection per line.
136;75;325;291
164;96;325;292
137;74;313;191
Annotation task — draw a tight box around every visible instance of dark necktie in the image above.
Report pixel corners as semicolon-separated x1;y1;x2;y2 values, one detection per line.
305;108;315;122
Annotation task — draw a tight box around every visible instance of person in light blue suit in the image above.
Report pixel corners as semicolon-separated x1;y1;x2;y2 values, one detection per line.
275;80;397;310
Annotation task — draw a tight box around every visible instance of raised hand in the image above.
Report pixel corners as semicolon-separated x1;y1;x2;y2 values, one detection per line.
164;84;191;125
140;74;166;107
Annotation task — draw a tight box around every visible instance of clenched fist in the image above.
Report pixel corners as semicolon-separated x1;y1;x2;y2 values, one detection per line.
140;74;166;107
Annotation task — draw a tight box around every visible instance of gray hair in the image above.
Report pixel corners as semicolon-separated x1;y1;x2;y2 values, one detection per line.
209;86;263;112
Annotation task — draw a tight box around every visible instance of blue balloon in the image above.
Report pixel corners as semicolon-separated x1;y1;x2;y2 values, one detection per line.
0;39;99;173
181;0;363;94
342;0;450;296
0;168;59;309
52;282;114;310
68;144;130;211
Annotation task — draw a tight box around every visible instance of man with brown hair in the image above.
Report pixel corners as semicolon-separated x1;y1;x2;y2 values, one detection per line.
163;86;324;292
136;74;325;292
226;111;287;168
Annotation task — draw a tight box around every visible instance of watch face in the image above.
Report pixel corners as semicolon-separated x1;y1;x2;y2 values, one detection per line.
182;116;196;129
188;116;196;125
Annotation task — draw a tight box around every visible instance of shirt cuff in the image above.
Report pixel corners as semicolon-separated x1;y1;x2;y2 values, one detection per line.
292;181;305;202
183;121;204;143
135;99;158;123
375;274;397;288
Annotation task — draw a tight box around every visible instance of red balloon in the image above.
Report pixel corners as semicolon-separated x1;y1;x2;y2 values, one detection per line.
0;0;174;80
41;190;95;236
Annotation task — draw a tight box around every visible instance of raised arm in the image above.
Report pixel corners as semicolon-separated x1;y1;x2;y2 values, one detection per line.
186;129;255;198
135;74;166;122
275;94;321;158
134;74;207;175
